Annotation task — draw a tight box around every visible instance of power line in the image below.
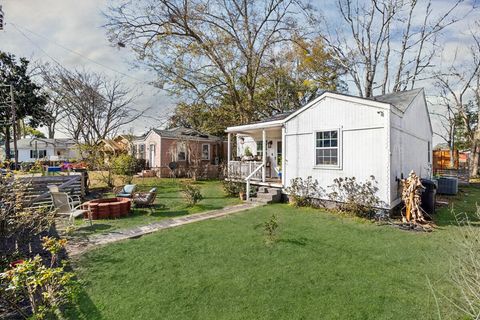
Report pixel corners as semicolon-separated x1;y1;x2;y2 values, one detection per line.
8;22;175;123
9;21;158;87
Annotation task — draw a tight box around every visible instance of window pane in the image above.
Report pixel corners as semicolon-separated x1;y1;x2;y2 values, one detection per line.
331;140;337;147
331;131;338;139
324;140;331;147
324;131;330;139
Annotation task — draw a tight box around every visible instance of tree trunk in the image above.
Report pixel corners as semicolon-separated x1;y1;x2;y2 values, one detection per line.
470;138;480;177
48;125;55;139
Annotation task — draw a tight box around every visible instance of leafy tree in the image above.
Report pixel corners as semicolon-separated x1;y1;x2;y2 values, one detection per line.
106;0;322;127
0;51;48;161
168;37;344;136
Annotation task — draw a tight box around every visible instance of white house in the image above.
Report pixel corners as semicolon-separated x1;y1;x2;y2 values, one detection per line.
225;88;432;209
4;138;80;162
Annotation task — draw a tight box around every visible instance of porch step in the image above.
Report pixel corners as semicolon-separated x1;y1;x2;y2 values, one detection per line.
250;187;282;204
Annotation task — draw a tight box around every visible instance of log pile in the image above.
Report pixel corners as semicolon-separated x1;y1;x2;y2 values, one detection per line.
400;171;434;231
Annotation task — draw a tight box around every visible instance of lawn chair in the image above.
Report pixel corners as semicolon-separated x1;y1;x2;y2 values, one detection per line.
50;192;92;225
115;184;137;198
133;188;157;213
48;185;81;207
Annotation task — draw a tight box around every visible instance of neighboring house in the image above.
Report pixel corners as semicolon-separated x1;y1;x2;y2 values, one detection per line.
4;138;80;162
97;135;134;159
132;127;225;177
226;88;433;209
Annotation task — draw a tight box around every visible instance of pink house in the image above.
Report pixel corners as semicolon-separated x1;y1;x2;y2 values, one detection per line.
132;127;226;178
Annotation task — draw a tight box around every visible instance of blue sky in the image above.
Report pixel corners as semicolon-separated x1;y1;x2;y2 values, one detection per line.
1;0;479;145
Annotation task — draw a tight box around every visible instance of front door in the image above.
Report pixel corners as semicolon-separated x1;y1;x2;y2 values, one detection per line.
149;144;156;168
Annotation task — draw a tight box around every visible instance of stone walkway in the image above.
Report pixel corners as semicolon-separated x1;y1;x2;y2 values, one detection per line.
66;202;259;256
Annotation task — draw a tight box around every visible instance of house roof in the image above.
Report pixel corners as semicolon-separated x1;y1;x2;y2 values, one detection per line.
226;88;427;133
11;138;76;149
150;127;222;141
370;88;423;113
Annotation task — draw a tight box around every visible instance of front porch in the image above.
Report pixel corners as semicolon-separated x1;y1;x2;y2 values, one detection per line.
226;121;284;195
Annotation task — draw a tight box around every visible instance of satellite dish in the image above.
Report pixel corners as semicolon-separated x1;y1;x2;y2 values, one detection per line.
168;162;178;171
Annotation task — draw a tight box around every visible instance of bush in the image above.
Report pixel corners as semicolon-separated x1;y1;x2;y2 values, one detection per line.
286;176;324;207
112;154;138;184
181;183;203;206
0;237;79;319
222;180;245;197
263;214;279;245
327;176;380;218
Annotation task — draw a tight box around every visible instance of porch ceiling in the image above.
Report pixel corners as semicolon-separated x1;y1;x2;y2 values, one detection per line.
236;127;282;140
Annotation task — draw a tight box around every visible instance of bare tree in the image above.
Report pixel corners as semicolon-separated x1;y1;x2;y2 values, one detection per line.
324;0;471;97
105;0;315;124
48;68;143;145
434;31;480;176
430;97;456;168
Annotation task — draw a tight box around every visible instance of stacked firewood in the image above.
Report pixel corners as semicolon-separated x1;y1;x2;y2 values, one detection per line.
400;171;433;231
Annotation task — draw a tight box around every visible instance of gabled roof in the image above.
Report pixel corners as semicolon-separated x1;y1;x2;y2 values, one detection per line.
227;88;427;133
371;88;423;113
11;138;76;149
149;126;222;141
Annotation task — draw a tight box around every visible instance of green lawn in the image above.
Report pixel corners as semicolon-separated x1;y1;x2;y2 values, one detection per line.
66;185;480;319
72;178;242;237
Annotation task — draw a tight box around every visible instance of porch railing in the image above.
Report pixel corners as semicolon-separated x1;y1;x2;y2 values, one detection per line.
227;161;263;180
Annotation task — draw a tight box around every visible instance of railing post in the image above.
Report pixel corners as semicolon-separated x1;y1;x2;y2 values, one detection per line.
246;180;250;201
262;129;266;182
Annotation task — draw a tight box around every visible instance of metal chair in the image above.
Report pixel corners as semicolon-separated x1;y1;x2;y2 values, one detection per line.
50;192;92;225
133;188;157;213
115;184;137;198
48;185;81;207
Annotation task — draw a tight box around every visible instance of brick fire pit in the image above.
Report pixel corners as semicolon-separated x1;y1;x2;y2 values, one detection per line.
85;198;131;220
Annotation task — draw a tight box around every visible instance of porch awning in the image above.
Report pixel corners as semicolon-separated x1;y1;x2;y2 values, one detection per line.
225;120;283;134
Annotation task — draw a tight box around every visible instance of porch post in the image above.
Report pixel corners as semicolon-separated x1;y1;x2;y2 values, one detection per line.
227;133;231;162
262;129;266;182
282;125;286;187
227;133;231;177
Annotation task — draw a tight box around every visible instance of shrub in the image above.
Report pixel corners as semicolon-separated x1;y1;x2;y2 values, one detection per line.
112;154;138;184
244;147;253;157
327;176;380;218
222;180;245;197
286;176;325;207
263;214;278;245
181;183;203;206
0;237;79;319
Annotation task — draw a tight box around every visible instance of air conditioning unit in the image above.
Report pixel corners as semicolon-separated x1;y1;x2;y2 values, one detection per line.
436;177;458;195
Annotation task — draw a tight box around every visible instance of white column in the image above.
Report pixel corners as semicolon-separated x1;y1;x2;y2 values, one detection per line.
227;133;231;162
227;133;231;177
281;126;286;187
262;129;266;182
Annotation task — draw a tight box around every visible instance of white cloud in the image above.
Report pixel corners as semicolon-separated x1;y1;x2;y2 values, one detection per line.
0;0;174;138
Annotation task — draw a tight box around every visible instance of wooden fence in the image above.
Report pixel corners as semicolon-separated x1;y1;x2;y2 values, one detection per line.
20;174;85;209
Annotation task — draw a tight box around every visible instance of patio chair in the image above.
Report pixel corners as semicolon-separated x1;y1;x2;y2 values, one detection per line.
48;185;81;207
115;184;137;198
50;192;92;225
133;188;157;212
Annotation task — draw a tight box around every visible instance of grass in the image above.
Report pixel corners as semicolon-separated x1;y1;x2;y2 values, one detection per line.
66;185;480;319
72;178;242;237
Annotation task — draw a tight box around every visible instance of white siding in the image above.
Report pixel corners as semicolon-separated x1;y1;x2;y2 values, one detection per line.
389;91;432;206
284;96;391;207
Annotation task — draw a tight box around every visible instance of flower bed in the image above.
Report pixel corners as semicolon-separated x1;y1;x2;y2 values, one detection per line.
84;198;131;220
